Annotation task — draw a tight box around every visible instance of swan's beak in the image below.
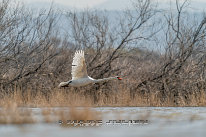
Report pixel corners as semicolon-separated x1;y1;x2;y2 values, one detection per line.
117;77;122;80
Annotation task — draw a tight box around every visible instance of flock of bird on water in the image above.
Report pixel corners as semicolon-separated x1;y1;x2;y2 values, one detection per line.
58;50;122;88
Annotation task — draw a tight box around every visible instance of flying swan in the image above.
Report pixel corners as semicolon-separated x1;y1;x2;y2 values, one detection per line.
58;50;122;87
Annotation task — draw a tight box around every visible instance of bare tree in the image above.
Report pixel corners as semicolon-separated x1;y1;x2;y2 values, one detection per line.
64;0;158;79
0;0;61;92
133;0;206;104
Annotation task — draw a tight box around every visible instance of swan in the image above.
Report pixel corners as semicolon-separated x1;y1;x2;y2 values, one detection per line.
58;50;122;87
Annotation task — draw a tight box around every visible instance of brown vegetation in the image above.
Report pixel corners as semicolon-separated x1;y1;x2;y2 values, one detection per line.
0;0;206;107
0;86;205;107
0;102;35;124
0;101;101;125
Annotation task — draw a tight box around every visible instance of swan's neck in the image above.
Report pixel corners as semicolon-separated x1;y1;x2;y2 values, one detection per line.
93;77;117;83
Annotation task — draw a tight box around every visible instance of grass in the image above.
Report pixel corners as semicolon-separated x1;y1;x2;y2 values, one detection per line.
0;86;206;107
0;102;35;124
0;91;204;125
41;107;102;127
0;101;101;126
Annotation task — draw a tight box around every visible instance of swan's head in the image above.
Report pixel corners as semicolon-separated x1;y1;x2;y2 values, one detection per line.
116;76;122;80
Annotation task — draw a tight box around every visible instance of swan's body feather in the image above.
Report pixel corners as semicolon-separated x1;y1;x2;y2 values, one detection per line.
69;77;93;87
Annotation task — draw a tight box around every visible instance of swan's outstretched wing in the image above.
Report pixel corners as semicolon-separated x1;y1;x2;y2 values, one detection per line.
71;50;88;80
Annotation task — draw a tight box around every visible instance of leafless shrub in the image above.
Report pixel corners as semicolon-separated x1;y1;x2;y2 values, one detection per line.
134;0;206;105
0;0;61;93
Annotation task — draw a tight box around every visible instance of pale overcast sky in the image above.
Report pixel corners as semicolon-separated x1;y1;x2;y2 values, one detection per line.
24;0;107;9
16;0;206;11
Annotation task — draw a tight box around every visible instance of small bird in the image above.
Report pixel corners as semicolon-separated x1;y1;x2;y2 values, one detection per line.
58;50;122;87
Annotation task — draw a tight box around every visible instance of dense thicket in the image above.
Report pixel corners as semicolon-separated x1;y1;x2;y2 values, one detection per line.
1;0;206;106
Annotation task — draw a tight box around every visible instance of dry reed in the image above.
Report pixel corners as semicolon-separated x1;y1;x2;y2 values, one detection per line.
0;86;206;107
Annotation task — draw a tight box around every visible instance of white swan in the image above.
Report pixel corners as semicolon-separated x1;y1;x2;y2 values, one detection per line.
58;50;122;87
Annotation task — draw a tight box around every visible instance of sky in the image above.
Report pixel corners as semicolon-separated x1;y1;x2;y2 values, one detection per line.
16;0;206;11
25;0;107;9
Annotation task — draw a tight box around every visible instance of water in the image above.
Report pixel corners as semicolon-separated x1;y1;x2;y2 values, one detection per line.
1;107;206;137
